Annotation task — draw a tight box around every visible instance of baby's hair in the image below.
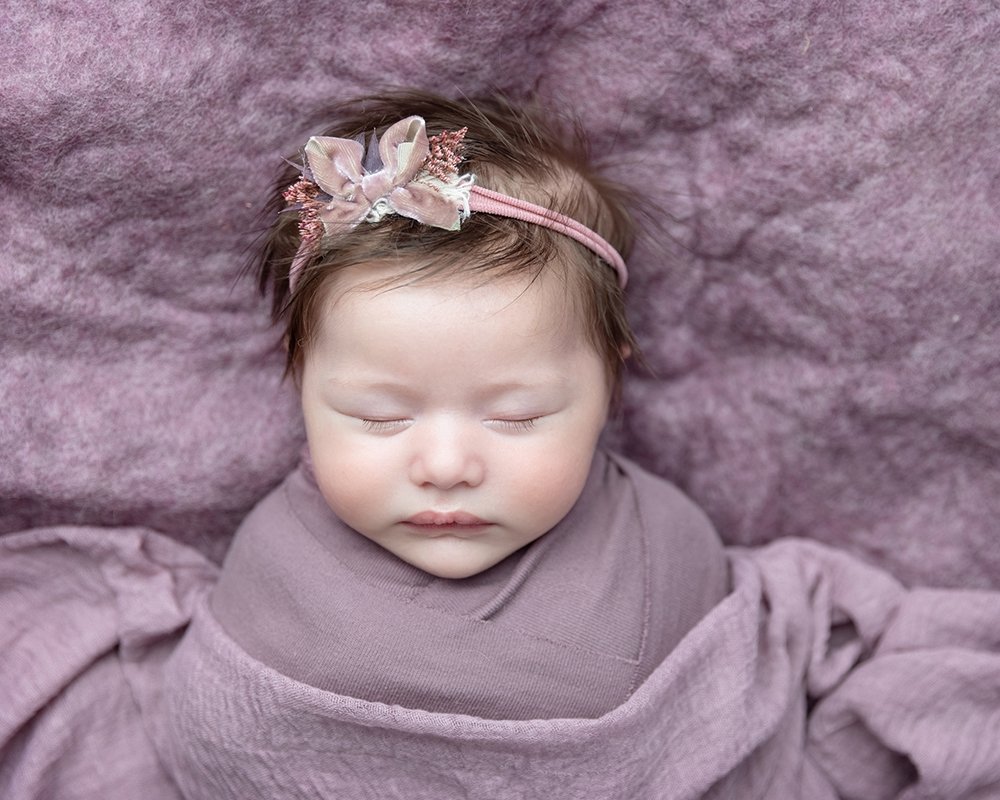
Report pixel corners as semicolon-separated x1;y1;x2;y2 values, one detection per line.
255;89;639;391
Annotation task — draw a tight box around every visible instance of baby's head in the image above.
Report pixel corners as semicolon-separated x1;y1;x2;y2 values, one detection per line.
257;91;637;578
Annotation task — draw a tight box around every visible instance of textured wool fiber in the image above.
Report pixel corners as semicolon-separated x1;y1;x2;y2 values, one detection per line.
3;1;999;585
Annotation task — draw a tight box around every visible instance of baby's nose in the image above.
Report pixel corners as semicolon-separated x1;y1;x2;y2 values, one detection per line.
408;419;485;490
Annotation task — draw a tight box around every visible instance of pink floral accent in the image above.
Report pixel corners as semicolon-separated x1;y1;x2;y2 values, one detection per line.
287;116;471;241
282;178;323;246
423;127;467;181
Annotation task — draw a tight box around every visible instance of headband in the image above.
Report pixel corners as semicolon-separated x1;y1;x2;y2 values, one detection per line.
282;116;628;291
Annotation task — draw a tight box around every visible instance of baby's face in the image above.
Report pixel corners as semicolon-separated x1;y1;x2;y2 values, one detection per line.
300;263;611;579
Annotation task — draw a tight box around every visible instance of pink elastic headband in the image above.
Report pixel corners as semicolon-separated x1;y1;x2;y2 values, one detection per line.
467;186;627;285
282;116;628;291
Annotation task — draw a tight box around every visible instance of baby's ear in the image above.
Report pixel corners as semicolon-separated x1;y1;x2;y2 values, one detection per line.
619;343;632;360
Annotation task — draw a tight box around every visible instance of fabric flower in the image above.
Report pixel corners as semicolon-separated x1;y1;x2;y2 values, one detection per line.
300;116;471;235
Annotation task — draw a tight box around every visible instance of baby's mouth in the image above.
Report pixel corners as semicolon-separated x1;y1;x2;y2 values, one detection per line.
403;511;492;536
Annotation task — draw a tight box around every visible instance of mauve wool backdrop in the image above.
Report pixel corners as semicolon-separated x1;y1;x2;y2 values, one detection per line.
3;1;999;587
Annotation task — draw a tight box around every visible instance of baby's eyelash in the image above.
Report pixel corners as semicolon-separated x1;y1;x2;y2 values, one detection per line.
493;417;540;432
359;417;541;433
361;418;409;433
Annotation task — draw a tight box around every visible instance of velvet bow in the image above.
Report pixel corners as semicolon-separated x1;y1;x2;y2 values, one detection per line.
302;116;468;233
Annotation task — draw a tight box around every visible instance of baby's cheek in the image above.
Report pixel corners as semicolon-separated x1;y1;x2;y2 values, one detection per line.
315;471;386;534
510;450;592;522
312;442;390;511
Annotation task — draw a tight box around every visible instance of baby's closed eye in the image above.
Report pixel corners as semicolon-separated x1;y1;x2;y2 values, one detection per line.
360;418;411;434
486;416;542;433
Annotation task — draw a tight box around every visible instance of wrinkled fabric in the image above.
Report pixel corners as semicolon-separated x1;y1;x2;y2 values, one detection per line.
3;528;998;799
210;451;729;720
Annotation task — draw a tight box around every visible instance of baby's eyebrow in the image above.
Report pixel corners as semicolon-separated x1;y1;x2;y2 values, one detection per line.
474;379;564;397
325;376;566;401
324;378;420;401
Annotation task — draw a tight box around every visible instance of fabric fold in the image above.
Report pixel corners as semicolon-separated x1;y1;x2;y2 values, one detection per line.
208;451;729;720
0;527;216;800
3;527;999;799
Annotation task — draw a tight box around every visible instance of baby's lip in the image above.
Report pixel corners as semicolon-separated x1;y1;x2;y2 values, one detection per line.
405;511;490;526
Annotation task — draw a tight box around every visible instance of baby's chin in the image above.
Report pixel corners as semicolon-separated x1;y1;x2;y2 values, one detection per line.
388;537;518;580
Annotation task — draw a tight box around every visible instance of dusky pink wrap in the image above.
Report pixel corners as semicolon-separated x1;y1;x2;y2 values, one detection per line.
3;526;999;798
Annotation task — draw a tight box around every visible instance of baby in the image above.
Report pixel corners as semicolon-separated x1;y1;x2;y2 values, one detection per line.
211;91;728;720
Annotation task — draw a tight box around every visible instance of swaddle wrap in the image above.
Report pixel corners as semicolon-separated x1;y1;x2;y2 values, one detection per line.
210;449;729;719
3;524;1000;798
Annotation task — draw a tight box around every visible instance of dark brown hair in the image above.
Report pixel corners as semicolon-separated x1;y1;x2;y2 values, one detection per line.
254;89;638;389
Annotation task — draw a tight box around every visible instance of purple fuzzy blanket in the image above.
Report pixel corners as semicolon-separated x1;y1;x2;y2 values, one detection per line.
3;1;999;587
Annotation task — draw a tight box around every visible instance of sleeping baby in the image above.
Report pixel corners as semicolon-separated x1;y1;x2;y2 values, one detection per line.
210;90;728;720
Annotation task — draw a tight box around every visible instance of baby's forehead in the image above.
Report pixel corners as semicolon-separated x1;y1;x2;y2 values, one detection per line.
304;265;601;378
320;259;587;332
295;251;623;392
303;263;612;398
